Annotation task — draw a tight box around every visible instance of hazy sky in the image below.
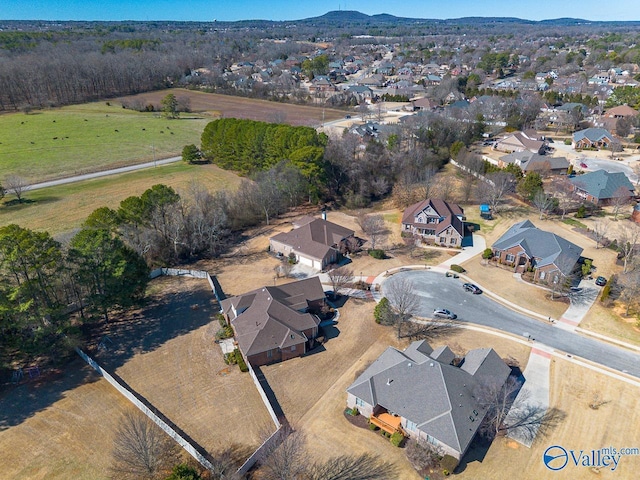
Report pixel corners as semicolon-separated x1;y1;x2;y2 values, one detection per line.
3;0;640;22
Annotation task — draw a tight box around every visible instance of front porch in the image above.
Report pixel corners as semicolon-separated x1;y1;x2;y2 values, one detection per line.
369;412;405;435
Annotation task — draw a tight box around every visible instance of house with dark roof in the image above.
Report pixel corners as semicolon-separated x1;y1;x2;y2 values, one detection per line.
569;169;635;205
572;128;613;149
492;220;583;285
493;131;547;154
498;151;569;176
346;340;510;460
402;199;466;247
220;277;325;366
269;215;355;270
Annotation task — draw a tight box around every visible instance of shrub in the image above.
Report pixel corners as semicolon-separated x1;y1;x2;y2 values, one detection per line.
288;252;297;264
600;276;614;303
441;454;459;474
369;422;379;431
374;297;390;324
482;248;493;260
450;264;465;273
235;348;248;372
368;249;386;260
224;351;238;365
215;325;234;340
345;407;359;416
353;280;370;290
216;313;227;328
390;432;405;447
575;204;587;218
564;139;572;145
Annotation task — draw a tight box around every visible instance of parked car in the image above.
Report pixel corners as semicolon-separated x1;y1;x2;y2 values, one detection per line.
580;162;588;169
433;308;457;320
463;283;482;294
595;276;607;286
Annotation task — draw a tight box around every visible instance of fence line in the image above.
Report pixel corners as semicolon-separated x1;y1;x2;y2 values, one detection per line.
236;425;283;476
149;268;224;305
247;362;281;428
450;158;495;186
75;347;217;471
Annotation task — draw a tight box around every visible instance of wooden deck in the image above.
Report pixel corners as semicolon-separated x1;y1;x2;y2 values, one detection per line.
370;413;404;435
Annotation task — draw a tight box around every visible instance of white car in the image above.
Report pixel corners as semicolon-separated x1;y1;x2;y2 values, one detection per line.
433;308;457;320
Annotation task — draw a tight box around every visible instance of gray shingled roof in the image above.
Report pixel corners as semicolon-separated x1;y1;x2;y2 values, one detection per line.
492;220;583;276
499;151;569;172
573;128;612;143
221;277;324;357
569;169;634;201
270;217;354;262
347;341;509;457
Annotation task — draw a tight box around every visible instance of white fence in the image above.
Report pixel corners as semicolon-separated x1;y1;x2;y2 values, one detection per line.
450;158;495;186
149;268;224;304
75;347;217;471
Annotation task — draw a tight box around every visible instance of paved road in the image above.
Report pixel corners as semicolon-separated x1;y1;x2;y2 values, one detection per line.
382;270;640;378
26;156;181;191
581;157;638;184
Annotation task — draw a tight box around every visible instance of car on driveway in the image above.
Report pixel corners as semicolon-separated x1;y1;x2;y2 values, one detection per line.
595;276;607;286
463;283;482;294
433;308;457;319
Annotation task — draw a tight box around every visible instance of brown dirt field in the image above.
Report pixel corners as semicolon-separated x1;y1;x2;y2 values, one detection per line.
96;276;273;455
115;88;345;127
0;362;129;480
457;357;640;480
260;297;531;479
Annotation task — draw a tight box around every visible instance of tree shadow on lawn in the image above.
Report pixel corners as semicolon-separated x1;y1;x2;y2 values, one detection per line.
0;357;101;431
0;279;216;430
90;282;216;372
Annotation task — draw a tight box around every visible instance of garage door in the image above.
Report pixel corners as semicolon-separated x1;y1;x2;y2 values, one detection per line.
298;255;314;267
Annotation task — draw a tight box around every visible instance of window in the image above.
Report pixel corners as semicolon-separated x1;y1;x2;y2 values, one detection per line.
406;420;417;432
505;253;515;262
291;345;296;352
355;397;365;408
426;434;437;445
450;238;457;245
439;237;446;243
539;271;546;280
267;349;273;358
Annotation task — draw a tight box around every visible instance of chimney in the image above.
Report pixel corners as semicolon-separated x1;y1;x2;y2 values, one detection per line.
321;207;327;221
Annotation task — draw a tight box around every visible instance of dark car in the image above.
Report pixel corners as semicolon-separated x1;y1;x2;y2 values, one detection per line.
595;276;607;286
433;308;457;320
463;283;482;294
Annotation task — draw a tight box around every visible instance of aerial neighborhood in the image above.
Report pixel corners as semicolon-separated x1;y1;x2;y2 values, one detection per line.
2;6;640;480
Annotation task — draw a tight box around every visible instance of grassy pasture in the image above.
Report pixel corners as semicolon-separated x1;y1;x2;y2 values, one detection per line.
0;103;209;183
0;163;241;234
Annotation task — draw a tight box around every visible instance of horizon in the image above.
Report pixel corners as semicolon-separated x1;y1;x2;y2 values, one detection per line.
3;1;640;23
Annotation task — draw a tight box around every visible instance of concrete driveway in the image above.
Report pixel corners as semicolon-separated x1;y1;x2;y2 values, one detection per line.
381;270;640;378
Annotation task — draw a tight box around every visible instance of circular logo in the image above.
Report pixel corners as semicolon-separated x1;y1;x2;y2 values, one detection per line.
543;445;569;471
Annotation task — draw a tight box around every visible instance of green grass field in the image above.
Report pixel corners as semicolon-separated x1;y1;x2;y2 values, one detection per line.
0;163;241;234
0;103;210;183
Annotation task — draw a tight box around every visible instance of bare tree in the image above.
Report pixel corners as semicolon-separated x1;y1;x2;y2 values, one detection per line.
475;376;566;442
476;172;516;213
609;138;623;160
257;427;307;480
591;219;609;249
111;410;177;480
617;223;640;273
5;174;29;203
357;213;387;250
385;277;420;338
307;453;397;480
610;185;632;220
327;265;355;295
618;266;640;315
548;177;578;219
532;190;554;219
406;438;443;475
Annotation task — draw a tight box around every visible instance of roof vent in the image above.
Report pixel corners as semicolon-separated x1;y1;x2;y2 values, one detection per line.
430;362;434;367
407;363;412;367
387;378;393;385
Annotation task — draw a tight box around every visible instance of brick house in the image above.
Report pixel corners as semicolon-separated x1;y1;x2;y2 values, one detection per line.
572;128;613;149
402;199;466;247
346;340;510;461
491;220;583;285
269;215;355;270
569;169;635;206
220;277;325;367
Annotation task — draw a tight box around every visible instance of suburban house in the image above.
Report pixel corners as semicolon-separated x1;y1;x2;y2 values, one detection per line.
569;169;635;205
401;199;466;247
572;128;614;149
492;220;583;285
498;151;569;175
269;215;355;270
346;340;510;461
604;104;639;118
220;277;325;367
493;131;547;154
